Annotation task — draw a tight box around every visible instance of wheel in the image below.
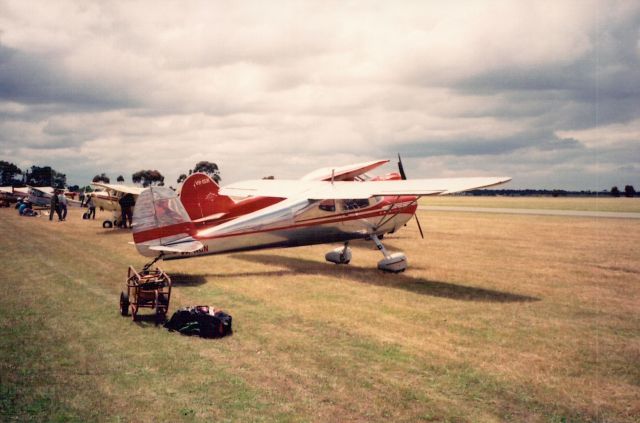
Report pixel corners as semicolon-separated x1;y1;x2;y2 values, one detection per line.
103;220;113;229
155;307;167;325
119;291;130;316
82;212;89;220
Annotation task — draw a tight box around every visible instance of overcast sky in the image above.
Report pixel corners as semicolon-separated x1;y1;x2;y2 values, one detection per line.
1;0;639;190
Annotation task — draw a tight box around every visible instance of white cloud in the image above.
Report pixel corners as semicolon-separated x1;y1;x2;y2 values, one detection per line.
0;0;638;190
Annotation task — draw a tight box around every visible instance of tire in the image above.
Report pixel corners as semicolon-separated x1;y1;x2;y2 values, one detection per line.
120;291;130;316
155;308;167;325
103;220;113;229
82;212;89;220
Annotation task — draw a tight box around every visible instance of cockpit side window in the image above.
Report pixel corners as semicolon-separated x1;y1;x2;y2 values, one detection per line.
341;198;370;210
319;199;336;212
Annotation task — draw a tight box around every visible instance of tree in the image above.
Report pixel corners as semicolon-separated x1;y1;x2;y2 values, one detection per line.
52;170;66;188
132;169;164;187
0;160;22;186
27;165;66;187
624;185;636;197
193;161;221;183
117;175;125;183
93;173;110;183
177;174;187;184
611;186;621;197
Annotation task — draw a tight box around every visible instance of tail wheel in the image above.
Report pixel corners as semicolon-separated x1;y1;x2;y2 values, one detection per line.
103;220;113;229
155;307;167;325
119;291;130;316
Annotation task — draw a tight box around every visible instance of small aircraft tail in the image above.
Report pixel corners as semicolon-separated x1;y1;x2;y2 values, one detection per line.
132;186;201;257
180;173;235;221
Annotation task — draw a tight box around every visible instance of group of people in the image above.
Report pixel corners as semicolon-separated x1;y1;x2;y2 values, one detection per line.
83;192;134;228
49;190;69;221
17;199;38;217
12;190;135;228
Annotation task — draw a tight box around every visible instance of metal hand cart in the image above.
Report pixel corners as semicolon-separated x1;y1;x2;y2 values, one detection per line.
120;266;172;324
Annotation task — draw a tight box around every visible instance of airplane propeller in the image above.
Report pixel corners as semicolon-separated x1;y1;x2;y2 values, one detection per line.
397;154;425;239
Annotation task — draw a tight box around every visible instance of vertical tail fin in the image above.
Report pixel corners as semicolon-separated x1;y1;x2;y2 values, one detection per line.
132;186;197;257
180;173;235;221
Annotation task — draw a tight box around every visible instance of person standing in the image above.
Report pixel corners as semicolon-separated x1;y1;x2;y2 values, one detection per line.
119;193;135;228
86;195;96;219
49;191;59;221
58;191;68;221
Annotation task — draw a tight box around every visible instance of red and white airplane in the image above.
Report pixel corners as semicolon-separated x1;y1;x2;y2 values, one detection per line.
131;159;510;272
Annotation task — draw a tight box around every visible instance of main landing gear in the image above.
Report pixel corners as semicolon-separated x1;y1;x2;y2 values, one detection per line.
372;234;407;273
325;242;352;265
324;236;407;273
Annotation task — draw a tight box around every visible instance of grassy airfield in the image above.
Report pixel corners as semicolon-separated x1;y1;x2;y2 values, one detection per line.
1;199;638;422
420;196;640;213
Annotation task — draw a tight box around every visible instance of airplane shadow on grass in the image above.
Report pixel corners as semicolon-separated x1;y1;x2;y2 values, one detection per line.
231;253;539;303
170;273;208;286
94;229;132;236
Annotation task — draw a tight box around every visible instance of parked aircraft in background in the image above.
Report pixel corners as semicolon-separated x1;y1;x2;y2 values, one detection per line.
131;159;510;273
89;182;145;228
27;186;83;208
0;186;24;203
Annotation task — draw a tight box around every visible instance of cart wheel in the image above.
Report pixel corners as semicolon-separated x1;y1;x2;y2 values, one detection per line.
103;220;113;229
155;308;167;325
119;291;130;316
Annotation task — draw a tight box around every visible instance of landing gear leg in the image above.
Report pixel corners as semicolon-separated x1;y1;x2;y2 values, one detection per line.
371;234;407;273
325;242;352;265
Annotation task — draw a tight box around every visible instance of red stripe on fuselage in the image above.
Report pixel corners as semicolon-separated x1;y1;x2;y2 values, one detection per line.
133;195;417;244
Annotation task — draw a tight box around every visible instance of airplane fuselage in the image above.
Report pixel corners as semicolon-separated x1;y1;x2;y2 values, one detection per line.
135;195;418;260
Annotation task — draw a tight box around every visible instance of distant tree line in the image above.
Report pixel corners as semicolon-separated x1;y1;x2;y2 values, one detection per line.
1;160;67;188
467;187;637;197
610;185;636;198
2;158;223;191
177;161;221;184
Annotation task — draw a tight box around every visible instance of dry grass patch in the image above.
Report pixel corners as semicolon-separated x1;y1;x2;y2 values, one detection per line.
1;205;639;422
421;195;640;212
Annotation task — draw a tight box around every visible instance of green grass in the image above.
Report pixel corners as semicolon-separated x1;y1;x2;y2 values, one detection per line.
420;195;640;212
1;207;639;422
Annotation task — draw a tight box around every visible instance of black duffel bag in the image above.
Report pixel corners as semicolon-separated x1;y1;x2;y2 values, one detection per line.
165;306;232;338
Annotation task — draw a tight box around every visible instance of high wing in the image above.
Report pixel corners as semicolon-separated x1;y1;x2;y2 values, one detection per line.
220;177;511;200
91;182;145;195
27;186;55;195
300;159;389;181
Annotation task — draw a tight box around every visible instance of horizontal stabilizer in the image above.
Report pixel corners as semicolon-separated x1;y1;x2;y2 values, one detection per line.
148;240;204;253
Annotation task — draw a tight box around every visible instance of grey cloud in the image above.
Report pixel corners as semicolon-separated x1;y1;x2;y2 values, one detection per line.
391;130;585;158
0;44;137;110
452;11;640;129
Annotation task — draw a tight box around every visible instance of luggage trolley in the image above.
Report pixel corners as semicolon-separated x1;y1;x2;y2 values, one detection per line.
120;266;172;324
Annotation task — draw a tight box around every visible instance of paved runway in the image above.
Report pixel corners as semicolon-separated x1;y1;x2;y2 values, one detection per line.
419;206;640;219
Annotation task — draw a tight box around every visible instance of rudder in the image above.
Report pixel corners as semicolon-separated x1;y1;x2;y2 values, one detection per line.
180;173;235;221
